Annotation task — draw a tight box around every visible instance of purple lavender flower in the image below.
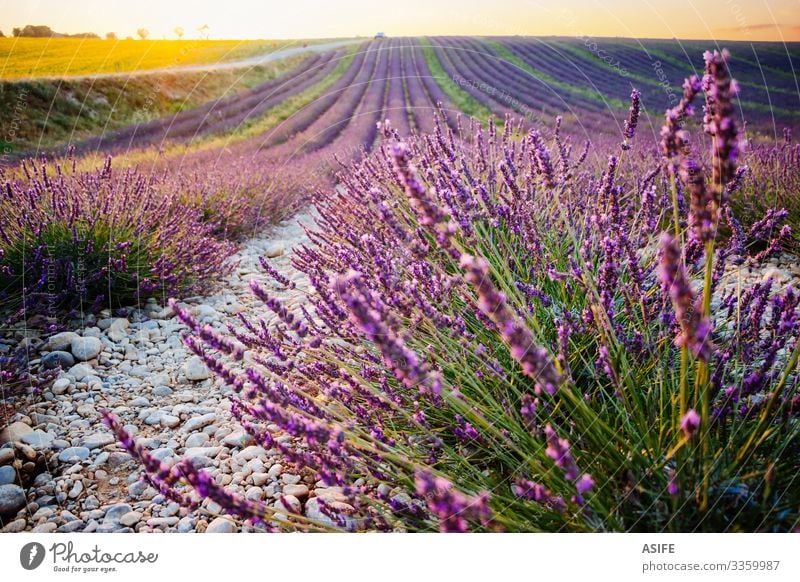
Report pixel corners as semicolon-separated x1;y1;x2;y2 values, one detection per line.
667;470;679;497
335;270;440;395
661;75;702;163
658;233;714;360
680;409;701;439
703;49;740;206
390;142;459;255
415;471;492;532
511;478;566;512
544;424;580;482
575;473;595;495
622;88;641;149
460;253;562;394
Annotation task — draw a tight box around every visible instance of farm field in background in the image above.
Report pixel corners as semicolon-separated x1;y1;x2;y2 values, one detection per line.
0;37;337;79
4;37;799;158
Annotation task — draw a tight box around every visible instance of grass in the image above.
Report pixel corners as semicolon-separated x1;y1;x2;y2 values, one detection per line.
0;53;308;154
0;37;335;79
419;39;493;122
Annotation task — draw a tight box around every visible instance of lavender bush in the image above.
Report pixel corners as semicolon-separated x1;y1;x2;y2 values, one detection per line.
0;154;234;325
106;50;799;532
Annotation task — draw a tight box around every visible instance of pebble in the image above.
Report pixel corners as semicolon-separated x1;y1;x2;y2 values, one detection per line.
3;518;27;532
41;351;75;370
0;484;26;516
252;473;270;487
275;494;301;514
104;503;133;523
52;378;72;395
147;516;179;527
0;466;16;485
0;449;14;465
223;431;254;448
57;521;85;533
185;433;209;448
58;446;91;462
68;363;94;381
184;356;212;381
0;421;33;444
43;331;79;352
82;433;115;450
107;452;132;467
182;413;217;432
68;481;84;499
21;430;54;448
160;415;181;429
71;336;103;361
283;484;309;499
205;517;237;533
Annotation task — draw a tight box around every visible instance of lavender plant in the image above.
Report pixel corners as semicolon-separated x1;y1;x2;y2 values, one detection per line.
0;154;234;324
106;50;799;532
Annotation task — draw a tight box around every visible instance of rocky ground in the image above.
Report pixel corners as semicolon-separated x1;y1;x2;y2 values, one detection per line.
0;208;350;533
1;207;799;533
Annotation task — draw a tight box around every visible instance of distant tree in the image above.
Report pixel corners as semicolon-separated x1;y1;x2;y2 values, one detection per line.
106;31;117;40
197;24;210;39
136;28;149;40
174;26;184;39
0;30;5;38
125;36;133;40
70;32;100;39
20;24;56;37
12;27;21;37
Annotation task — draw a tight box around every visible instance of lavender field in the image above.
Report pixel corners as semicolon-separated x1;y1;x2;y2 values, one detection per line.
1;34;800;535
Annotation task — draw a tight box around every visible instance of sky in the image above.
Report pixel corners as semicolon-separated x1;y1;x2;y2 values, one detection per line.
2;0;799;41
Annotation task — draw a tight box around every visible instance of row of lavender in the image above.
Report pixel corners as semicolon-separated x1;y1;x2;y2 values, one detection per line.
430;37;800;132
105;49;800;532
0;149;305;391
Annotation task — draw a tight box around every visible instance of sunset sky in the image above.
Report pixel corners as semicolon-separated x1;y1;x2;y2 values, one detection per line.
2;0;799;41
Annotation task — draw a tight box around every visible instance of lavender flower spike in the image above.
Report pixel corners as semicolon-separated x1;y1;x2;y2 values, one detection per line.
460;253;562;394
703;49;740;206
335;270;440;395
680;409;701;439
658;233;714;361
544;424;581;482
390;142;458;255
575;473;595;495
415;471;492;532
622;88;641;149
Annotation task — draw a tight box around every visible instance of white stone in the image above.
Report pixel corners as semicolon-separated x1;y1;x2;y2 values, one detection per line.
52;377;72;395
71;336;103;361
184;356;211;381
205;517;236;533
0;421;32;445
182;413;216;432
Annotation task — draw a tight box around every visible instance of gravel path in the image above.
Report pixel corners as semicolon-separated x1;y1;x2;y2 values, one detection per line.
0;208;349;533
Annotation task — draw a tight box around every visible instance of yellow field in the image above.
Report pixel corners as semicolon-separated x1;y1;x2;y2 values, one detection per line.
0;37;323;79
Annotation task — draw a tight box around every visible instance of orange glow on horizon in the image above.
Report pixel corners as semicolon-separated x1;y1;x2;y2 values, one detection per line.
1;0;798;42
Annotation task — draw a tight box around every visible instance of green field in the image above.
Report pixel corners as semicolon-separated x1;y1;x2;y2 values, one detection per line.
0;37;325;79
